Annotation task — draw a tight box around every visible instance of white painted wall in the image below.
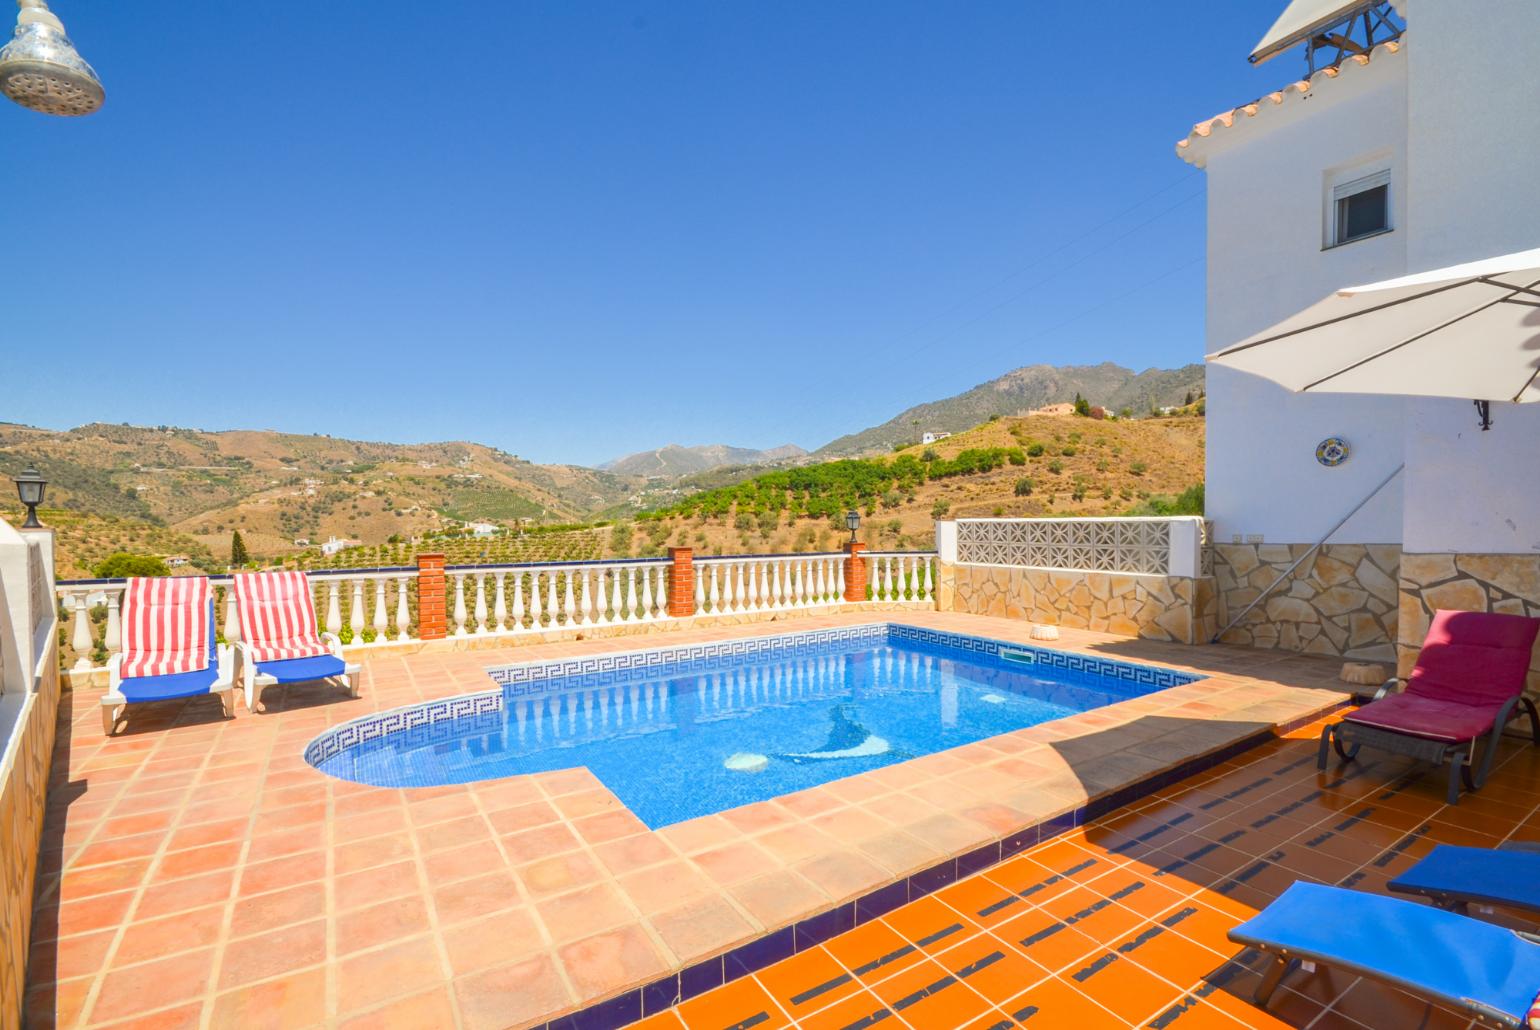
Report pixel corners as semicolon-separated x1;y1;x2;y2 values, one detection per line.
1199;48;1408;544
1397;1;1540;554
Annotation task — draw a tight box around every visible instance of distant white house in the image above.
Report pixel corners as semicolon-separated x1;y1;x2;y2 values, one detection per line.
921;431;951;445
467;521;499;537
320;536;358;557
164;555;190;568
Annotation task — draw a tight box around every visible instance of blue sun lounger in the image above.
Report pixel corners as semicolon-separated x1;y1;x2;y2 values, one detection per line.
1229;881;1540;1027
1388;843;1540;915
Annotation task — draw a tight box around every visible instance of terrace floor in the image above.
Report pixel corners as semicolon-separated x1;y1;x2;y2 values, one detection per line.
646;713;1540;1030
24;612;1372;1029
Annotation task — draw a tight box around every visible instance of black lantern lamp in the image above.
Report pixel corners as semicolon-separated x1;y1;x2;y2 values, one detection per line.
845;509;860;545
14;464;46;528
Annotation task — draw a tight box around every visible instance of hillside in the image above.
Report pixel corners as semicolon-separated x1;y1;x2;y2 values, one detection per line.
816;362;1204;457
0;423;639;571
632;411;1205;556
600;443;808;479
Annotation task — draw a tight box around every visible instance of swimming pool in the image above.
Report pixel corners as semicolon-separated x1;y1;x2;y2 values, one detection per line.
305;625;1201;828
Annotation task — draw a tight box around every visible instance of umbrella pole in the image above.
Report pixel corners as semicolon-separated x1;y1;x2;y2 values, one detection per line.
1210;463;1406;645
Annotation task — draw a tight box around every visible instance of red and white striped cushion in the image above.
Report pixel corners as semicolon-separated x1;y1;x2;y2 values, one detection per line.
119;576;211;679
233;571;330;664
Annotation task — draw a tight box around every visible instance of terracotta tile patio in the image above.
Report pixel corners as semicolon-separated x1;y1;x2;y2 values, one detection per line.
22;612;1360;1029
646;716;1540;1030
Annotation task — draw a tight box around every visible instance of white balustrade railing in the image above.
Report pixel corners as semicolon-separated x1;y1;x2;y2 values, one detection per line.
55;550;938;673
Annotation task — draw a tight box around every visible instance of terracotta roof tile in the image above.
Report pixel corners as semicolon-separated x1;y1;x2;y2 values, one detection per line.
1175;40;1402;167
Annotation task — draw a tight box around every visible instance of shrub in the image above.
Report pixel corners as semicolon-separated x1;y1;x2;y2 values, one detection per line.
1048;459;1063;475
930;500;951;519
1130;460;1148;477
992;506;1005;517
921;448;939;462
94;553;170;578
1026;442;1046;457
1061;445;1077;457
1014;478;1033;497
1073;393;1091;417
1007;449;1026;466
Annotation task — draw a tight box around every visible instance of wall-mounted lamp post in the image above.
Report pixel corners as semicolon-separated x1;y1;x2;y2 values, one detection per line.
14;465;46;528
0;0;103;116
845;510;861;545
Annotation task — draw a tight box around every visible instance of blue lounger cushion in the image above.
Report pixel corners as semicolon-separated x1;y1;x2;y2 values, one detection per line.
255;654;348;684
1231;881;1540;1025
1389;843;1540;913
118;660;222;703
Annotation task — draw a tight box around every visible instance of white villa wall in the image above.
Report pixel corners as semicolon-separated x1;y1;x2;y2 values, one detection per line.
1398;1;1540;556
1201;50;1407;545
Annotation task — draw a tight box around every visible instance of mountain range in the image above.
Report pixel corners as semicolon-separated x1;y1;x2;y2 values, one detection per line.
815;362;1205;456
600;443;807;479
2;360;1203;573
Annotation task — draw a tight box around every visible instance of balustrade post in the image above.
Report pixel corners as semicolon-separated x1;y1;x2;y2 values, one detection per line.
529;571;544;628
770;561;784;609
512;571;527;630
373;577;389;641
350;578;366;641
655;566;670;619
563;571;576;625
625;567;640;622
395;576;412;640
104;587;122;654
452;572;468;636
792;560;805;607
580;569;594;625
836;558;847;601
474;573;489;634
547;569;560;626
640;565;655;621
224;585;242;644
591;569;608;625
326;580;342;636
493;572;508;632
416;554;447;640
919;556;933;601
708;563;721;615
842;542;868;602
610;567;624;623
70;591;93;670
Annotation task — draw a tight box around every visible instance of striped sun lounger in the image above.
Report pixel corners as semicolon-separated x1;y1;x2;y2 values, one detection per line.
232;571;360;711
102;576;234;734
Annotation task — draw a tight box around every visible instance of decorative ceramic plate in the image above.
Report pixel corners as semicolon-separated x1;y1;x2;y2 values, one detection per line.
1316;437;1350;466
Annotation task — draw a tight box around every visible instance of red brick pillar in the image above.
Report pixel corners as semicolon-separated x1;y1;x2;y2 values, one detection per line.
416;553;447;640
843;542;868;602
668;548;696;617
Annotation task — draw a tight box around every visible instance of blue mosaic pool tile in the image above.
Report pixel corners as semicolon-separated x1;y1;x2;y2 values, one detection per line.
722;925;795;979
678;958;724;1003
793;903;855;951
886;623;1199;689
487;624;890;694
302;688;502;767
544;989;640;1030
855;880;909;924
957;841;1002;878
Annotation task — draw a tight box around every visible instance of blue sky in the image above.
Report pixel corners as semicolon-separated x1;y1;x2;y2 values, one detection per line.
1;1;1286;466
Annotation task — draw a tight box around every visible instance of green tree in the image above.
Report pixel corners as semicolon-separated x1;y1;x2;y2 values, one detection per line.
230;530;249;568
94;553;171;578
1073;393;1092;417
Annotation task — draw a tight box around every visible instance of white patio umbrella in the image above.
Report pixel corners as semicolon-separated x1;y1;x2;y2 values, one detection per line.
1208;245;1540;428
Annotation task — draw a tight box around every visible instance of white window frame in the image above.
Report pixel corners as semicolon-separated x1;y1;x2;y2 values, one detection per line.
1324;167;1392;249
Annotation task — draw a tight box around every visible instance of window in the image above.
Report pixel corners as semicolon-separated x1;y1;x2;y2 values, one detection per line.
1330;170;1390;246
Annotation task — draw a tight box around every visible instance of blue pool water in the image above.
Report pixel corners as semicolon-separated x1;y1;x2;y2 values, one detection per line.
308;626;1199;828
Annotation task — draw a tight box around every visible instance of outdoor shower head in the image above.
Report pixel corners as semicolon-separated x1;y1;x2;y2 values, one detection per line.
0;0;103;116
